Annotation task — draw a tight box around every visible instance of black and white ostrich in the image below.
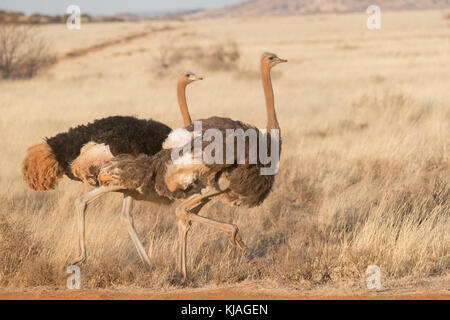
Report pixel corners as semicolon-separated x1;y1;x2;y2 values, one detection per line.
22;71;203;265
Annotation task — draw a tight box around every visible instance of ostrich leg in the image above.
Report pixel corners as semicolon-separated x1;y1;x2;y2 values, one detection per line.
120;195;151;267
175;187;247;280
72;186;123;265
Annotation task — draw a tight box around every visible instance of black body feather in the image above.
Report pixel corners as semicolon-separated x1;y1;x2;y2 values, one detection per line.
46;116;171;179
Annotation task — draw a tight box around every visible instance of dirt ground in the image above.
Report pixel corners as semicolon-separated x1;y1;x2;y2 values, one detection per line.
1;282;449;300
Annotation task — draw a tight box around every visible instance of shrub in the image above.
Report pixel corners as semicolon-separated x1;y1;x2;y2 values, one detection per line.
0;24;55;79
151;40;241;76
202;40;240;71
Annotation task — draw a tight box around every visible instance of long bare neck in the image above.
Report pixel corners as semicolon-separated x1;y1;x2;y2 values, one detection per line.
177;80;192;126
261;64;279;131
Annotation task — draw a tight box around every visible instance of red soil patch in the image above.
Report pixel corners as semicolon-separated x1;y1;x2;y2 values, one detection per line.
57;31;151;62
1;287;448;300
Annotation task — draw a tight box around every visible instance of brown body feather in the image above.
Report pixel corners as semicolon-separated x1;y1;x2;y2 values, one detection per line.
22;143;65;191
70;142;114;186
98;116;280;208
98;153;173;204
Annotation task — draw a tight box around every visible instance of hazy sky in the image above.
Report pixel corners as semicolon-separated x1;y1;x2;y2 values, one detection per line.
0;0;244;15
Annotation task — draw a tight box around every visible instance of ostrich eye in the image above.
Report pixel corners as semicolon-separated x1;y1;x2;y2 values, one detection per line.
269;57;274;60
186;74;190;77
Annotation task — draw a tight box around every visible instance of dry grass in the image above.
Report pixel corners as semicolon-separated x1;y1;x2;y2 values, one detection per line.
0;10;449;291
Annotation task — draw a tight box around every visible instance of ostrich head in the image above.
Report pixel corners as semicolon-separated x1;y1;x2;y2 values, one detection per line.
178;71;203;85
261;52;288;69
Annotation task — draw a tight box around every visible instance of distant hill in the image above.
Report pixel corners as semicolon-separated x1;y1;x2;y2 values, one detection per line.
190;0;450;18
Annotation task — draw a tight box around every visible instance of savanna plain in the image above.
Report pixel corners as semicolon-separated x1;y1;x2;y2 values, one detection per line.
0;10;449;299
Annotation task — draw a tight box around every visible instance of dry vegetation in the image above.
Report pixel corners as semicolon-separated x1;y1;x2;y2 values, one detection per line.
0;10;448;294
0;24;55;79
153;39;241;76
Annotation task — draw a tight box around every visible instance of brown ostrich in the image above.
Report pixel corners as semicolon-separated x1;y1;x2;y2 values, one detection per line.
21;71;203;266
83;52;287;279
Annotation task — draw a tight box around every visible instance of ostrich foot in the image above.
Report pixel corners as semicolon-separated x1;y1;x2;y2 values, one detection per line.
228;225;247;251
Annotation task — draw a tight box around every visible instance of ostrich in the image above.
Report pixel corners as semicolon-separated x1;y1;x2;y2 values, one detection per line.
21;71;203;265
83;52;287;279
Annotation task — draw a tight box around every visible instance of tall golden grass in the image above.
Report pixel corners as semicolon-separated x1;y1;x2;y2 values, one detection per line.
0;11;448;290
